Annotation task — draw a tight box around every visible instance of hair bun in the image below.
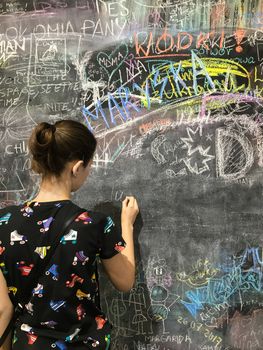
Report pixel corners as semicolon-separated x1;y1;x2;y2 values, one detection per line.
29;119;97;177
36;122;55;146
29;122;57;173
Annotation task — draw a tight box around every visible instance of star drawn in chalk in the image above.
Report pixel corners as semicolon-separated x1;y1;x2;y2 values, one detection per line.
180;126;215;175
205;133;213;142
181;126;204;155
183;146;215;174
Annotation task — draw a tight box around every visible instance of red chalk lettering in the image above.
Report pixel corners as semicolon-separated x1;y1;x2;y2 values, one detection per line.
134;32;153;57
155;28;174;54
177;32;193;51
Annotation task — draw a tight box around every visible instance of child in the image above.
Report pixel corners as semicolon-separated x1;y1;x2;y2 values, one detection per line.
0;120;139;350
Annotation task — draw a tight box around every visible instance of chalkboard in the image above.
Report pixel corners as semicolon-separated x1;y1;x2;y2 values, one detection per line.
1;1;263;349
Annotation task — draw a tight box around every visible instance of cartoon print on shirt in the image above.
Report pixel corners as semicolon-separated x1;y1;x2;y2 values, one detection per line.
45;264;59;281
40;320;58;329
76;304;86;320
25;302;34;315
0;203;125;348
0;213;11;225
105;334;111;350
76;289;91;300
0;262;8;274
90;272;99;293
83;337;100;348
21;206;34;218
72;251;89;265
16;261;34;276
32;283;44;297
65;327;81;342
66;274;84;288
50;300;66;312
51;340;67;350
95;315;107;329
34;246;50;259
55;202;64;208
75;211;92;224
60;229;78;244
37;217;54;232
10;230;27;245
27;333;38;345
0;243;5;255
104;217;115;233
115;241;126;252
20;324;33;333
8;286;17;296
12;331;18;345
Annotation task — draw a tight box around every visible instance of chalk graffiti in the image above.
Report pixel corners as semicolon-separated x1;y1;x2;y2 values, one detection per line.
1;1;263;349
180;247;263;319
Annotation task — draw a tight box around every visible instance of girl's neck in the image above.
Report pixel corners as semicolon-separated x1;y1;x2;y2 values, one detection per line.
33;176;71;202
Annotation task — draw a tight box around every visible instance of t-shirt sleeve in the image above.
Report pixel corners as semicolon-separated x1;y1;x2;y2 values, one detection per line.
99;216;126;259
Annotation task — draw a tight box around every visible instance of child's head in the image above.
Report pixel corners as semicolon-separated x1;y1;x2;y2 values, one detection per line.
29;120;97;187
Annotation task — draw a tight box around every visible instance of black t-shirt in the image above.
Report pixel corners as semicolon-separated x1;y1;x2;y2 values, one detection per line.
0;200;126;349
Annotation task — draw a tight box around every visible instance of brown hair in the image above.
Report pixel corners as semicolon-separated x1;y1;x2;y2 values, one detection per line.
29;120;97;177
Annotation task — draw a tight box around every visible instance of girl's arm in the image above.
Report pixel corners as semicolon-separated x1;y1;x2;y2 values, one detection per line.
0;270;13;350
101;196;139;292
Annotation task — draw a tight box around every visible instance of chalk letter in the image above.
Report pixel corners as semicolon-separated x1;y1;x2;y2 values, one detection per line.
191;51;215;95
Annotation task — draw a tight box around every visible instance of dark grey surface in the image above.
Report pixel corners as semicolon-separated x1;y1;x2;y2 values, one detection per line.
0;1;263;349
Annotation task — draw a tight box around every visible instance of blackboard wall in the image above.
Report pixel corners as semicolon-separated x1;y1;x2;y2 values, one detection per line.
1;1;263;349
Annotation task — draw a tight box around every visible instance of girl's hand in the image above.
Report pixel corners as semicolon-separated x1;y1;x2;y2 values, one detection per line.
121;196;139;227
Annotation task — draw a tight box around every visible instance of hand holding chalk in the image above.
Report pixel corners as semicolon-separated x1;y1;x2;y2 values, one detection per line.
121;196;139;228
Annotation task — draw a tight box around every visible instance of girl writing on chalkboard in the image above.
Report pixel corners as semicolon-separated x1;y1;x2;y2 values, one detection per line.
0;120;139;350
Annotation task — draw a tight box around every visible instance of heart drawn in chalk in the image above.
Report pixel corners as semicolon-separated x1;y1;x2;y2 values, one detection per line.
97;44;129;81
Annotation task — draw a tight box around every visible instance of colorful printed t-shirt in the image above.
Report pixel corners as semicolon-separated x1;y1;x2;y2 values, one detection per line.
0;200;126;350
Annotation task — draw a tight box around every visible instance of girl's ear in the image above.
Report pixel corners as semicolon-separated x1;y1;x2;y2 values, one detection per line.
71;160;84;177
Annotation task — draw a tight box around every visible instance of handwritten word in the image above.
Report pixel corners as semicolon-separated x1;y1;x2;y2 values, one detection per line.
82;52;250;130
193;48;233;56
82;83;148;130
0;18;127;40
5;141;29;156
0;38;25;63
93;0;129;17
81;18;127;38
144;334;192;344
145;53;249;101
139;119;172;135
134;30;226;58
